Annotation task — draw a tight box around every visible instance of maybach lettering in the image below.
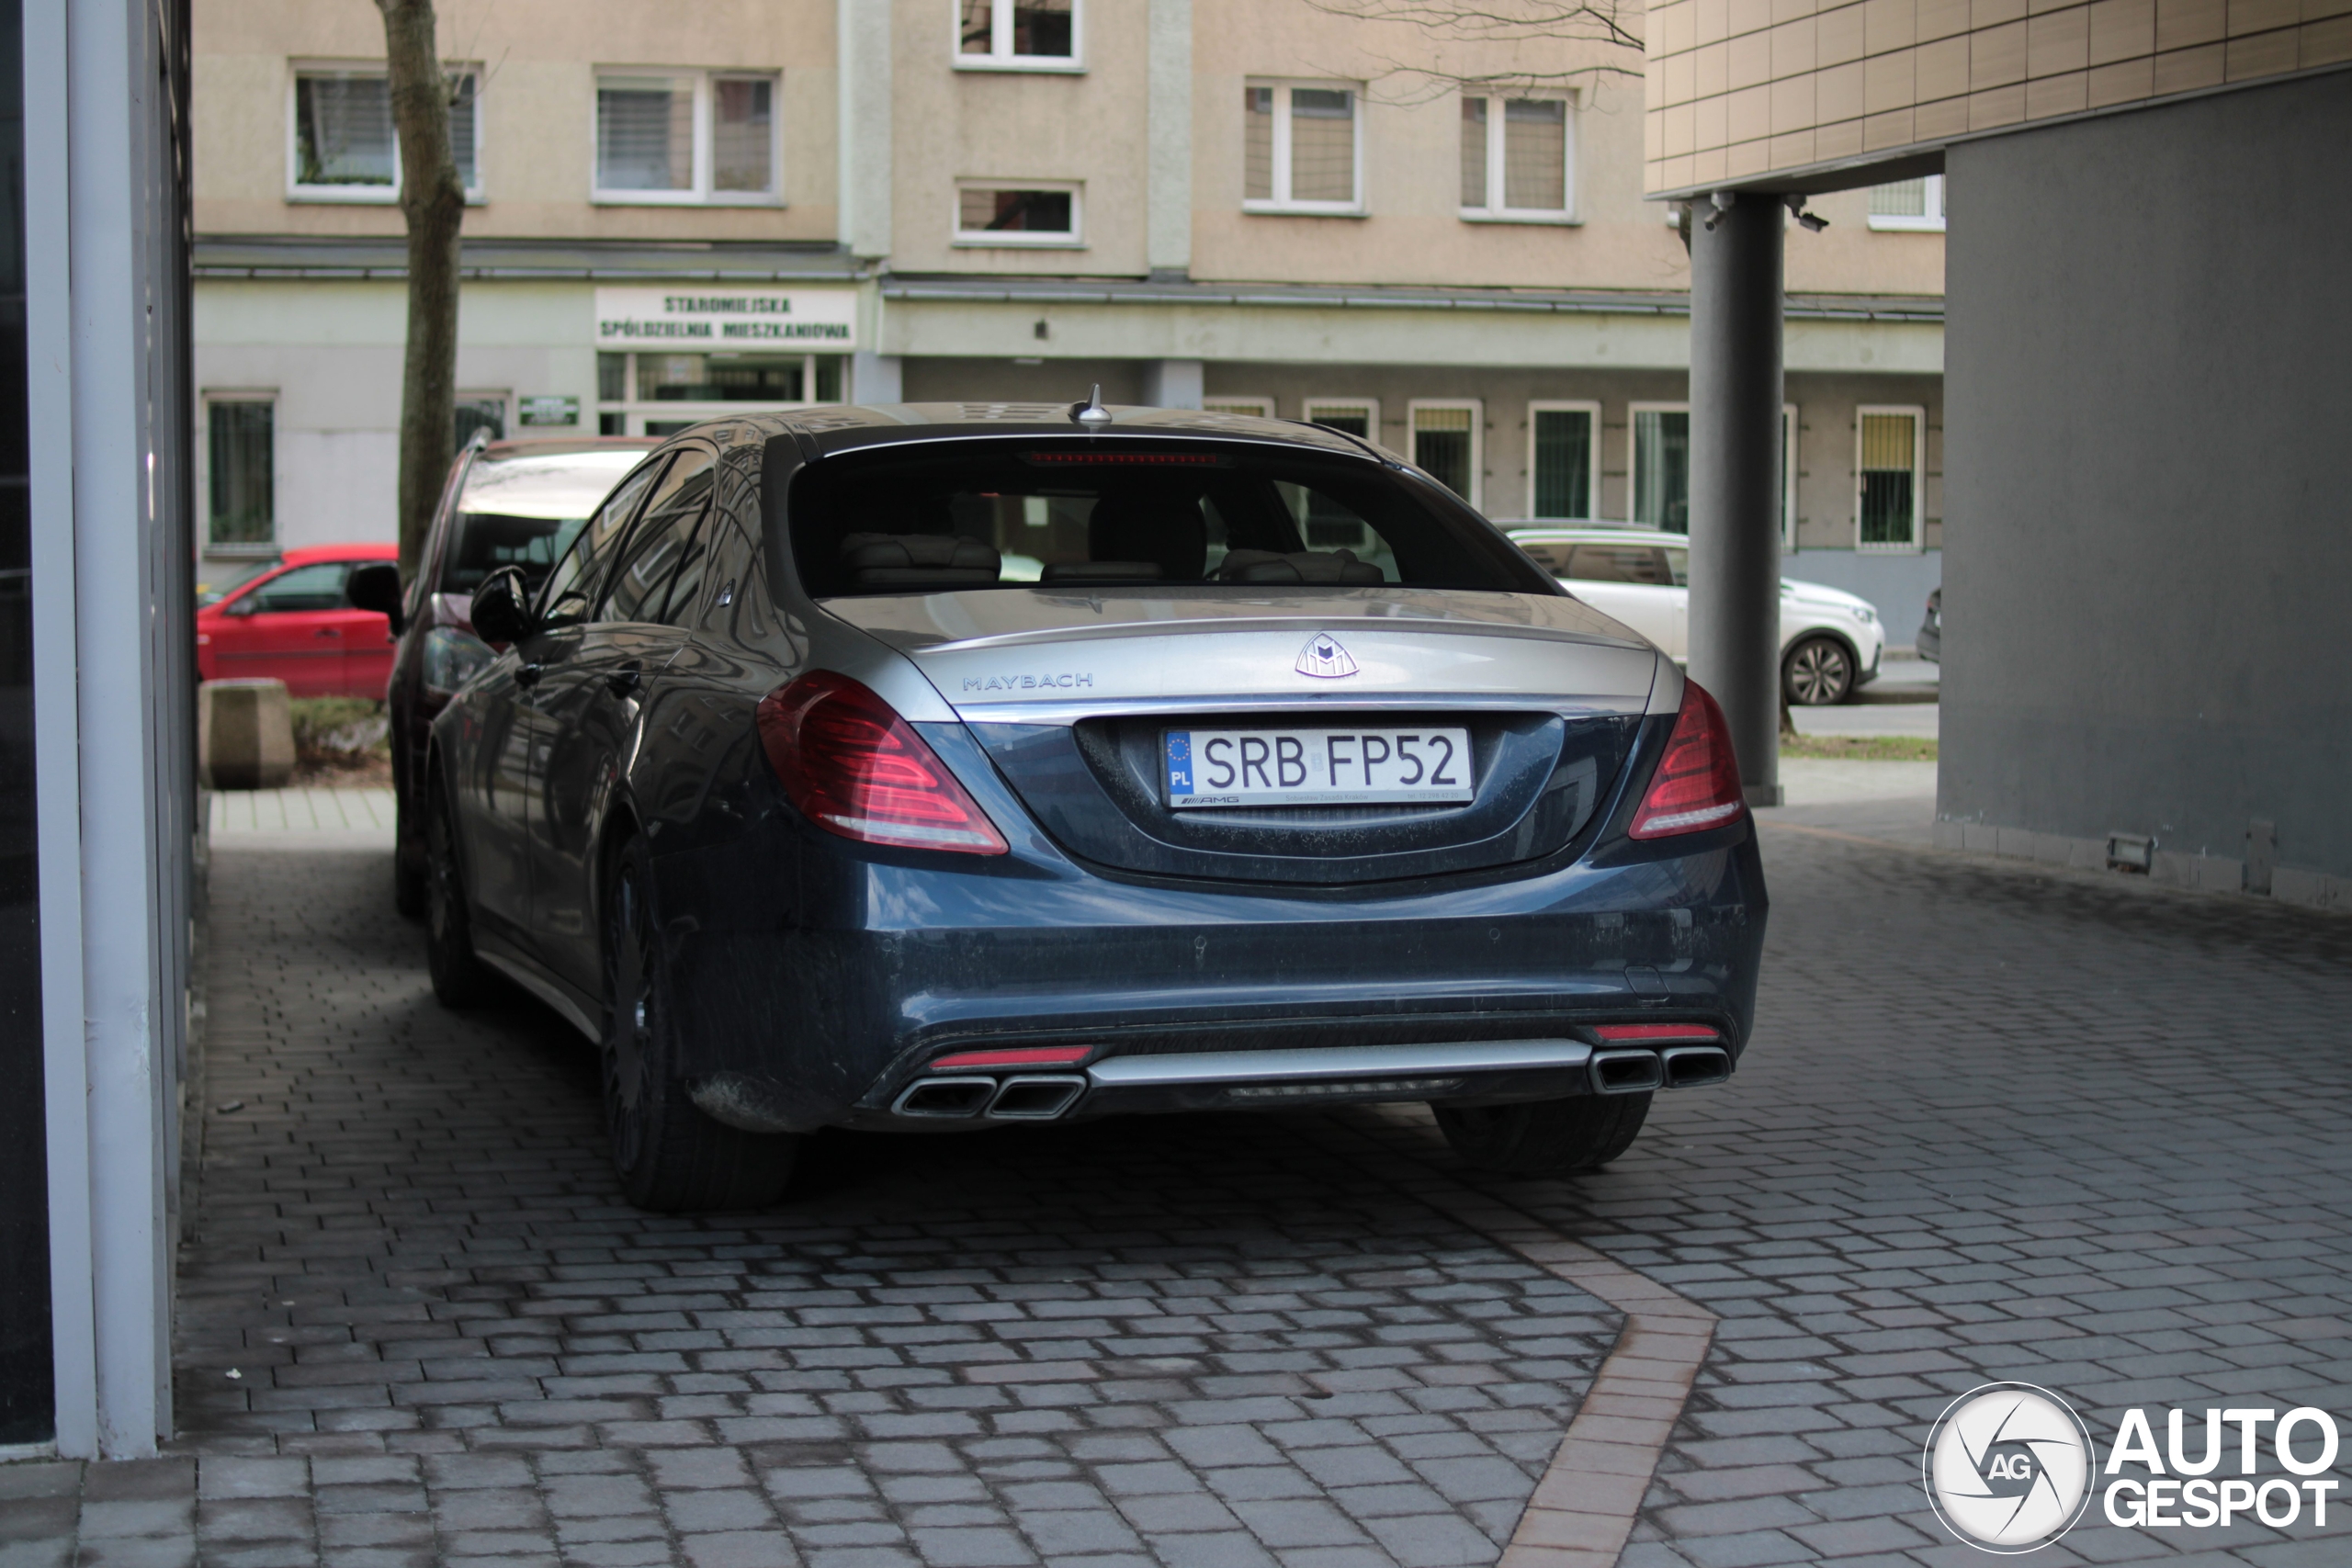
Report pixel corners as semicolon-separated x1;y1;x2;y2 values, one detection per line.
2101;1406;2340;1529
961;672;1094;692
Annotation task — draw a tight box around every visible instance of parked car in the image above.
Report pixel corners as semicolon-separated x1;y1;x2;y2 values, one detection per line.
1503;525;1885;705
195;542;401;698
1917;586;1941;661
349;436;659;916
417;403;1768;1212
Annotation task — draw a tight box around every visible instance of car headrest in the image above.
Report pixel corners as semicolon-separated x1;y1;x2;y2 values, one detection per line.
837;532;1001;589
1215;548;1386;585
1086;492;1206;581
1040;560;1163;583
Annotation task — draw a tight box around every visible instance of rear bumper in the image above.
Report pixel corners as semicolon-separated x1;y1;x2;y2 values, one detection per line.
652;809;1767;1135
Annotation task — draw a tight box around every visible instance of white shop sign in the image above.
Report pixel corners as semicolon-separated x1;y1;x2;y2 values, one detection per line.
593;288;858;350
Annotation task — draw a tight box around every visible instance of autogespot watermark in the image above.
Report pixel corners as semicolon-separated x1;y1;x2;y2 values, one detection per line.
1922;1382;2344;1552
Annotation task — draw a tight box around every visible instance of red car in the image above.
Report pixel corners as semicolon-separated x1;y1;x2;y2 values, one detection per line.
195;542;401;698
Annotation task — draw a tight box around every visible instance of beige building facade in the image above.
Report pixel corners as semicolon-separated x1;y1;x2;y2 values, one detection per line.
194;0;1951;613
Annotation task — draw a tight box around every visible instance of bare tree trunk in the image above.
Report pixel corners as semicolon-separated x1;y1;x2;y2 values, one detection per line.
377;0;463;584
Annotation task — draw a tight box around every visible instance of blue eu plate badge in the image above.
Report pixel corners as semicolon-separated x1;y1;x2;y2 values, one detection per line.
1166;731;1194;795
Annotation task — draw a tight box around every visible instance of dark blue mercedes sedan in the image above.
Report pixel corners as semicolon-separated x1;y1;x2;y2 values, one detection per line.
424;400;1766;1211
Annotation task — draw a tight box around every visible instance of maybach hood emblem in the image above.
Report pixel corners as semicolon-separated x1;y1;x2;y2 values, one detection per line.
1295;633;1359;679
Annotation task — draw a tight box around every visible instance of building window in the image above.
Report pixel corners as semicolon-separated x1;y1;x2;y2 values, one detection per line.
955;183;1082;246
290;65;478;201
1867;175;1945;231
594;71;779;204
456;392;508;448
207;398;276;550
1630;403;1690;532
1203;398;1274;417
1526;401;1599;519
956;0;1081;68
1856;407;1924;550
595;352;848;436
1301;399;1378;443
1460;96;1573;220
1244;83;1362;213
1409;401;1481;508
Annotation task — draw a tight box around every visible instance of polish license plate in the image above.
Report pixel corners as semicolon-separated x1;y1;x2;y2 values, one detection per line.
1163;728;1475;808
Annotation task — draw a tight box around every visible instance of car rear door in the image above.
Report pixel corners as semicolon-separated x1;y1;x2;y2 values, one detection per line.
209;561;356;695
1565;543;1682;657
526;443;715;992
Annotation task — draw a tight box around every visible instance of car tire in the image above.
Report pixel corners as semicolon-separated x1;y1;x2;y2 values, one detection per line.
602;833;798;1213
393;789;427;919
424;774;498;1009
1431;1092;1651;1177
1781;635;1856;706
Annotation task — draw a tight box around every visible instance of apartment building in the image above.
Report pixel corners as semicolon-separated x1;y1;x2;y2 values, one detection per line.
193;0;1947;610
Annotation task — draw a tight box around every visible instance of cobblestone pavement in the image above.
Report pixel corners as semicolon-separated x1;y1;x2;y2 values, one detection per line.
8;822;2352;1567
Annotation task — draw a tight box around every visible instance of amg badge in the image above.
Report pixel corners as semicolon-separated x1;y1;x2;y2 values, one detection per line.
1295;633;1359;679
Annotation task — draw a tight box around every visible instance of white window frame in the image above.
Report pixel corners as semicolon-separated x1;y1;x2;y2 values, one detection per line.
1866;174;1946;231
1243;80;1365;216
287;62;481;204
952;0;1086;72
1523;400;1601;519
1459;94;1577;224
1781;403;1799;551
1408;399;1484;511
1202;397;1275;417
202;391;280;556
952;180;1085;248
595;351;851;436
1626;400;1687;530
1853;403;1927;553
1301;397;1382;445
591;68;785;208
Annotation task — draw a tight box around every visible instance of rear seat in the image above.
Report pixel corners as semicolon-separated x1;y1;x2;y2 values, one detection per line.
838;532;1001;589
1215;548;1385;584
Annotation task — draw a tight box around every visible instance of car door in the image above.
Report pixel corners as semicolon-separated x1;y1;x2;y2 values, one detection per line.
466;453;671;939
526;443;716;991
209;561;356;695
1565;543;1682;656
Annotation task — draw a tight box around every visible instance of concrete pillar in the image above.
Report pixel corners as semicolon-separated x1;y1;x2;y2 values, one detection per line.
1685;193;1785;807
1146;0;1193;280
1140;358;1203;410
852;351;902;404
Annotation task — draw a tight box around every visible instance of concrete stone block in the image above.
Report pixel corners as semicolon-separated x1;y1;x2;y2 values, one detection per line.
199;680;295;791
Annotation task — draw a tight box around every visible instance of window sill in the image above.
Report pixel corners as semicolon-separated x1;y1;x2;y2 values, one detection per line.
592;193;786;208
204;541;279;558
288;186;487;206
952;235;1085;249
1865;217;1946;231
1242;201;1367;219
1459;209;1579;226
1854;539;1924;554
953;57;1085;73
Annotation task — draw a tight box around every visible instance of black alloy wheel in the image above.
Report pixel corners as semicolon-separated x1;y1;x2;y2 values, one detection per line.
601;834;798;1213
424;775;496;1008
1431;1092;1651;1177
1781;636;1856;706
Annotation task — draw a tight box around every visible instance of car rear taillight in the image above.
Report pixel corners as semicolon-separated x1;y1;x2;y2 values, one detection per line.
755;671;1009;854
1628;679;1747;840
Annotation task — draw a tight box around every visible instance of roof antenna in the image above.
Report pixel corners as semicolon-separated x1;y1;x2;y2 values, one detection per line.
1073;384;1113;431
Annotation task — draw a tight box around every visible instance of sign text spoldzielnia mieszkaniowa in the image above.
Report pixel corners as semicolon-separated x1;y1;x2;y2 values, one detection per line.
1923;1382;2343;1552
593;287;857;350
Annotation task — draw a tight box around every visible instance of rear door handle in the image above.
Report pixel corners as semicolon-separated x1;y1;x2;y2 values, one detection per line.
605;664;642;697
316;626;341;637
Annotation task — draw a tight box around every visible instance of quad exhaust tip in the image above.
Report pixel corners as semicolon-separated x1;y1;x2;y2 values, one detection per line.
1590;1049;1666;1094
1661;1044;1732;1088
890;1073;1089;1121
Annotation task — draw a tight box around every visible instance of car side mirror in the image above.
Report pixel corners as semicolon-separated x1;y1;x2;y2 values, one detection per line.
345;561;405;635
469;564;537;648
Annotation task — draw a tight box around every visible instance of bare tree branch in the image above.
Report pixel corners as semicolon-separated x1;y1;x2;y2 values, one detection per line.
376;0;465;585
1302;0;1643;101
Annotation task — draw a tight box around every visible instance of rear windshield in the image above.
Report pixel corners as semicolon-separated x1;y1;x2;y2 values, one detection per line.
437;450;649;596
789;438;1557;597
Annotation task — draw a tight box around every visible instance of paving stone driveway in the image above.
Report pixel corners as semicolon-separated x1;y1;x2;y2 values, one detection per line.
7;820;2352;1567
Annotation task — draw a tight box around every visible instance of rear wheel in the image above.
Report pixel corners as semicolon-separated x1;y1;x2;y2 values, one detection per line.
424;775;496;1008
1432;1093;1651;1177
1782;636;1856;706
602;834;797;1213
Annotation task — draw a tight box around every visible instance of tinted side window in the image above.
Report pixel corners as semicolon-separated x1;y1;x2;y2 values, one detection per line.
537;453;671;626
602;448;716;624
246;561;350;612
1565;545;1669;586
